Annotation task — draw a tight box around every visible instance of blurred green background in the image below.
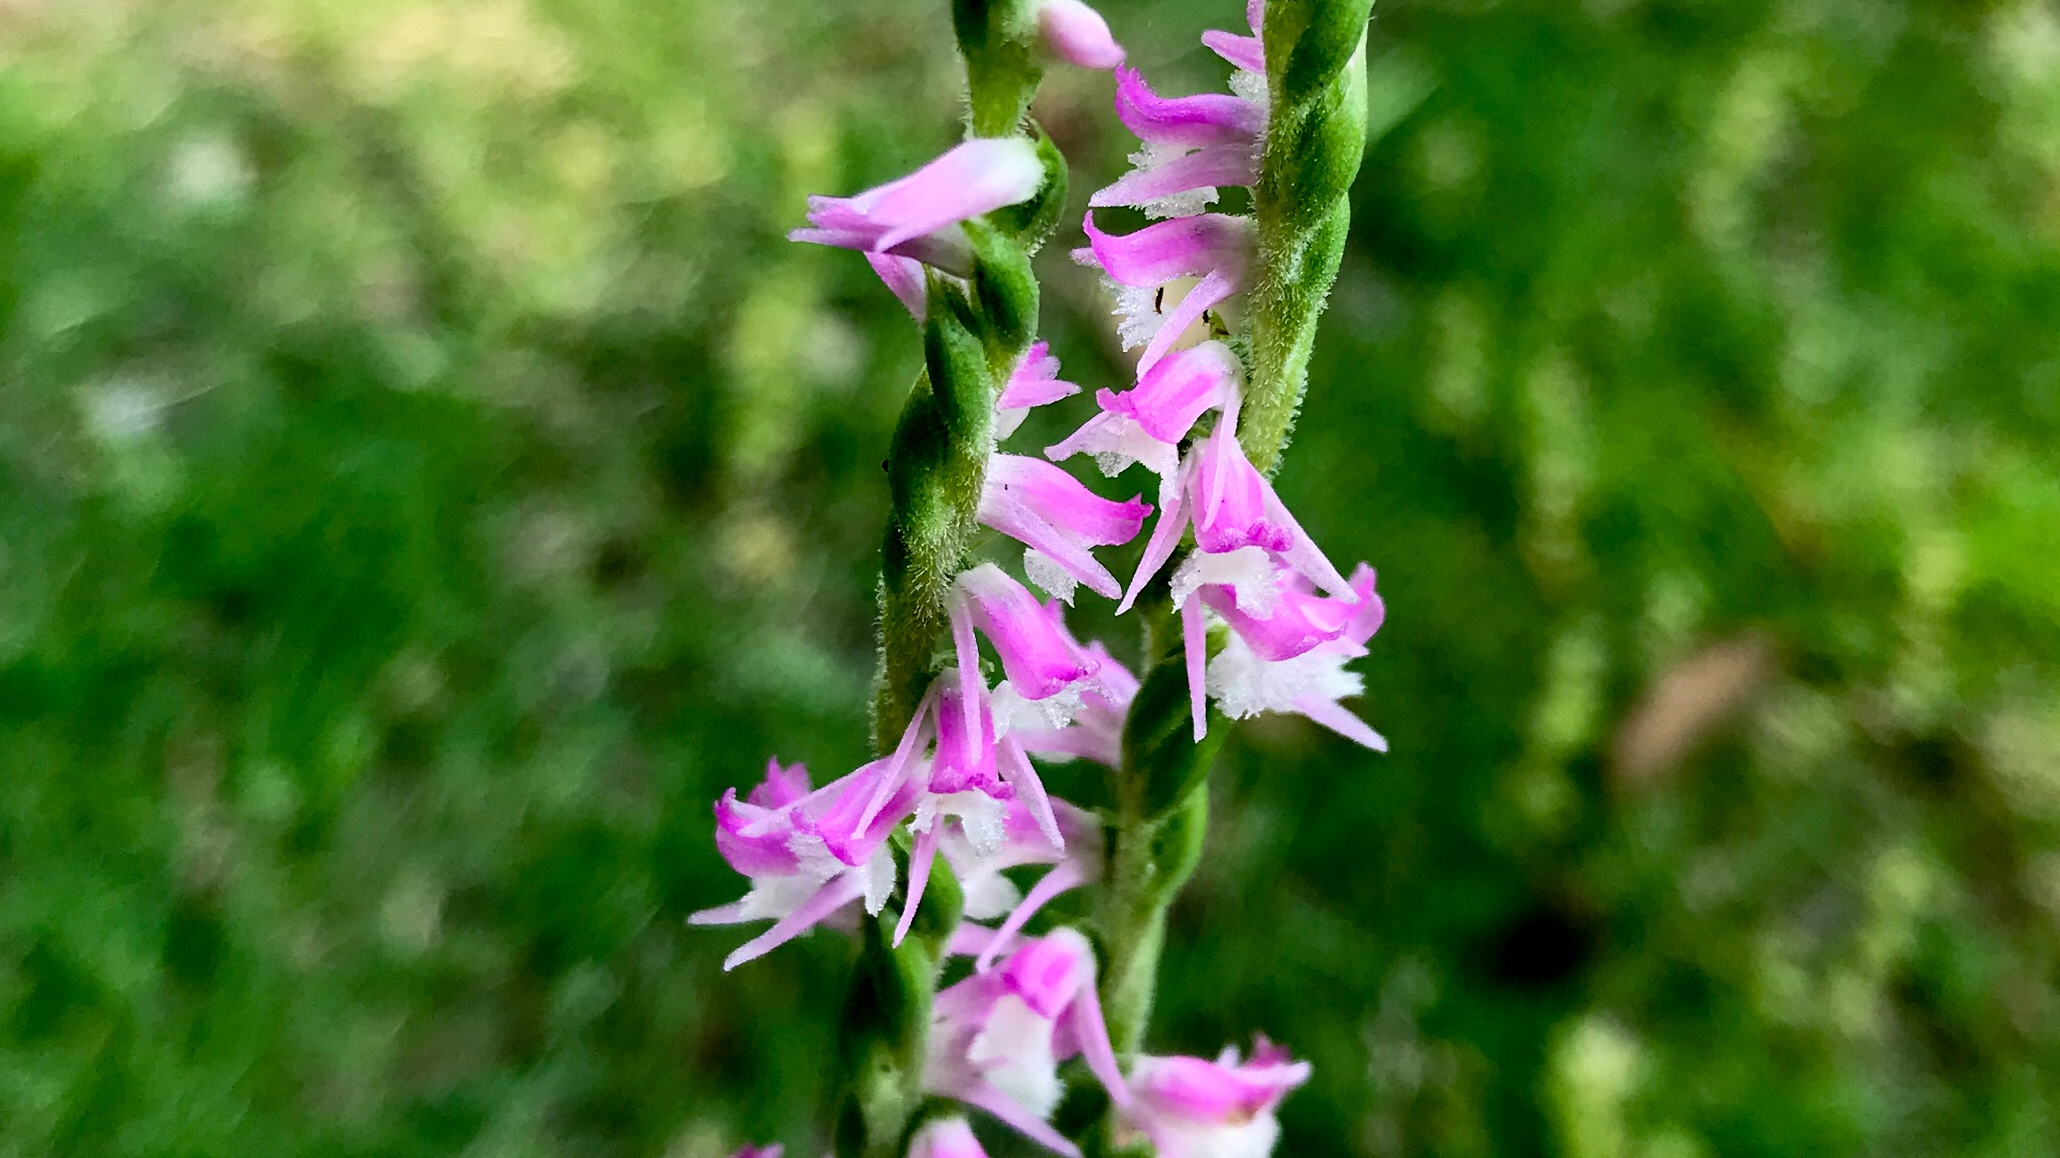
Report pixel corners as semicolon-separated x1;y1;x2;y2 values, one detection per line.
4;0;2060;1155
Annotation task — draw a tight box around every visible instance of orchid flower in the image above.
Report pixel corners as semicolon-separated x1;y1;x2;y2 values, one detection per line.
1048;338;1241;482
791;138;1046;306
1208;563;1388;751
1091;47;1265;220
689;759;913;971
926;929;1130;1157
1072;214;1253;376
1116;1036;1311;1158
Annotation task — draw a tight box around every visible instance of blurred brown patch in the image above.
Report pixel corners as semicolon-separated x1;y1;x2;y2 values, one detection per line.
1613;633;1776;788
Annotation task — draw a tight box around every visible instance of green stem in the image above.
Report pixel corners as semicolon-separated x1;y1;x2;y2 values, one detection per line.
1243;12;1369;475
839;9;1057;1158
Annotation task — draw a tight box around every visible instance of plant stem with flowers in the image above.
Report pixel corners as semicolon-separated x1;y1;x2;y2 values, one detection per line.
699;3;1379;1157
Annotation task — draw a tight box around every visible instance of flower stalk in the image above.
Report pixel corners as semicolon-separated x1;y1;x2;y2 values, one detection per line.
708;4;1381;1157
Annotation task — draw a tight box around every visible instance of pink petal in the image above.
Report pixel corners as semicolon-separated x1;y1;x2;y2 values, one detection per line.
1117;457;1193;614
1043;410;1180;482
893;822;941;946
997;732;1064;849
1203;580;1355;661
1037;0;1125;70
1064;974;1134;1110
713;790;801;876
1338;563;1386;647
957;1083;1081;1158
865;252;927;317
1292;693;1389;752
1077;211;1251;288
1089;144;1259;210
998;929;1094;1020
720;873;869;971
794;138;1045;256
1114;66;1264;147
934;680;1007;796
987;455;1152;545
1181;591;1209;742
1136;268;1241;377
856;692;934;832
1259;481;1354;597
979;494;1125;601
747;758;812;808
976;860;1092;972
1133;1050;1312;1119
958;563;1098;700
1191;424;1293;555
1201;29;1264;73
997;342;1081;412
1097;341;1237;444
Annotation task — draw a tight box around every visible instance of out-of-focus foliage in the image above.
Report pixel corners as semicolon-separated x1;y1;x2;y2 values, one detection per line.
1;1;2056;1156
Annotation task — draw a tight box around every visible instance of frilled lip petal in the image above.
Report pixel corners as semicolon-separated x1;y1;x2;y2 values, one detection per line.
1114;66;1264;146
715;872;870;972
1075;212;1251;288
958;563;1099;700
791;138;1045;254
1090;145;1259;210
1038;0;1126;70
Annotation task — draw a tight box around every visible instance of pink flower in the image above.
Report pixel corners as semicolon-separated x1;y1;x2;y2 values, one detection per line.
907;1118;990;1158
1089;7;1268;222
728;1146;783;1158
1118;1037;1311;1158
979;455;1151;602
996;342;1082;440
847;669;1075;948
1207;564;1388;751
1035;0;1125;70
791;138;1046;274
1090;67;1262;220
690;759;913;971
927;930;1130;1156
1114;394;1356;742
